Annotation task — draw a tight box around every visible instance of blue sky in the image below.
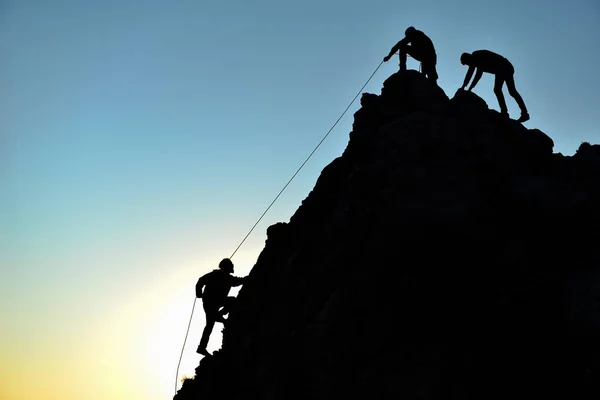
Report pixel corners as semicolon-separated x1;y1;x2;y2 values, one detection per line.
1;1;599;399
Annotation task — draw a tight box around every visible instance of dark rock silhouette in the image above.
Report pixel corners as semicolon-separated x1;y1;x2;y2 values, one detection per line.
175;70;600;400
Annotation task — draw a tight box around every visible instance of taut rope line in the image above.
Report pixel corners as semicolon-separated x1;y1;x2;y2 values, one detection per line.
174;59;385;395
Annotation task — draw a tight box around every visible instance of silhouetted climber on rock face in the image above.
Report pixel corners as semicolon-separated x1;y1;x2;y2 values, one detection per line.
195;258;246;356
460;50;530;123
383;26;438;83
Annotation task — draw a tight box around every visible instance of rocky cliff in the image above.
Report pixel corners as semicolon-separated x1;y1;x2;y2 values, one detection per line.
174;70;600;400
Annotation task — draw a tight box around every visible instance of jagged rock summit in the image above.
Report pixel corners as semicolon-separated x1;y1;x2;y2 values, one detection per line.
175;70;600;400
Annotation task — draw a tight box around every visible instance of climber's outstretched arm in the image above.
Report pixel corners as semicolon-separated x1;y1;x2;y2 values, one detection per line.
384;37;409;62
461;65;476;90
230;275;247;287
468;69;483;91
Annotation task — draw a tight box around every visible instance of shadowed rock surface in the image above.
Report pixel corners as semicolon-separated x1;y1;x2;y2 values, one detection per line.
175;70;600;400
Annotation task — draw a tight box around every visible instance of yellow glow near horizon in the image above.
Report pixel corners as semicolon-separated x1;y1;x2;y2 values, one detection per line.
117;252;256;399
0;247;260;400
113;265;207;400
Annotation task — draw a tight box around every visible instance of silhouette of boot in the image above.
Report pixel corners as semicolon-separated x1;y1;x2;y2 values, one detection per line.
517;112;530;123
196;346;211;356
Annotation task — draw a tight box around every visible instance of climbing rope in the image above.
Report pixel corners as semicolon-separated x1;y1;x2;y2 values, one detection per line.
174;297;197;394
174;59;385;395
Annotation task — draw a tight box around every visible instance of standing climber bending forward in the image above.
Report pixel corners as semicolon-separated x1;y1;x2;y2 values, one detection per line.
460;49;530;123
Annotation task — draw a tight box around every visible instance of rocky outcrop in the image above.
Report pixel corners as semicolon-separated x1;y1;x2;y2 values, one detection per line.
175;70;600;400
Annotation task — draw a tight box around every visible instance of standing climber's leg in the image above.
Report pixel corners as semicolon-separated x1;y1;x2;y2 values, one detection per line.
505;73;529;122
197;305;218;355
399;44;409;71
494;74;508;116
216;296;237;322
422;62;438;83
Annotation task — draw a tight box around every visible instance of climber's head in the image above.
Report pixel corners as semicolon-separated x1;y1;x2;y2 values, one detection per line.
460;52;472;65
405;26;416;37
219;258;234;273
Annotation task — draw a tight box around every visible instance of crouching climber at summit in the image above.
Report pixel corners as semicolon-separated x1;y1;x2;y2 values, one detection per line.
196;258;247;356
460;50;530;123
383;26;438;83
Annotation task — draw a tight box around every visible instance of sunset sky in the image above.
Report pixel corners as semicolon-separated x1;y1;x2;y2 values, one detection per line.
2;1;599;399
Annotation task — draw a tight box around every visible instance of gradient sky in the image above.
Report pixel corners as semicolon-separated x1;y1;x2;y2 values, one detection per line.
1;1;599;399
